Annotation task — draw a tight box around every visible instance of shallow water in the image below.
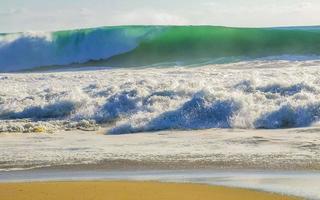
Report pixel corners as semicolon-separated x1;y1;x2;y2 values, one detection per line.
1;128;320;171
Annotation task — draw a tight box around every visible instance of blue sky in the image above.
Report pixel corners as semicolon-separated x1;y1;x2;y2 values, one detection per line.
1;0;320;32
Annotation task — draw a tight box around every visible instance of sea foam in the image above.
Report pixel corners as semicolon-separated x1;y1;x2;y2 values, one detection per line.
1;60;320;134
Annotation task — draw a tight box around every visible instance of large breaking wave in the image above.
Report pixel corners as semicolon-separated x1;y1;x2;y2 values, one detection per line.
1;26;320;72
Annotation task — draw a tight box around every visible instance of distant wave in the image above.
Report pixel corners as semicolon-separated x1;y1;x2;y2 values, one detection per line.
1;26;320;72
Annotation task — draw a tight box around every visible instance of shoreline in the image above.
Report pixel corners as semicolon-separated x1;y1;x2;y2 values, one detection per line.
1;128;320;199
2;158;320;173
1;168;319;199
0;180;300;200
2;158;319;172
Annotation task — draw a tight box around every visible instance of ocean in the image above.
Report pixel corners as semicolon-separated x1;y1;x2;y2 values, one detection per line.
1;26;320;199
1;26;320;133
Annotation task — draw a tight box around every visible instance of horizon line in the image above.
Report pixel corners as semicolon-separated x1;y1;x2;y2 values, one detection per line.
1;24;320;34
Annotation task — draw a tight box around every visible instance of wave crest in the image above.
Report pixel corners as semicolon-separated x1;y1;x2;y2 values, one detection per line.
2;26;320;72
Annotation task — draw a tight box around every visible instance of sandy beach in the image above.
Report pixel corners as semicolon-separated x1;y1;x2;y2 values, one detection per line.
1;168;319;199
0;181;299;200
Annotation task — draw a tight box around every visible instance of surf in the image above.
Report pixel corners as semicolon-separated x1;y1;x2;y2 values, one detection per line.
2;60;320;134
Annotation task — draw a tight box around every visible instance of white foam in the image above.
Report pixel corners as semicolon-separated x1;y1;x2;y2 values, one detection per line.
2;60;320;134
0;126;320;170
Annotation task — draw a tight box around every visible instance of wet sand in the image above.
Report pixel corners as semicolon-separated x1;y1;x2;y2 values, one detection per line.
0;181;300;200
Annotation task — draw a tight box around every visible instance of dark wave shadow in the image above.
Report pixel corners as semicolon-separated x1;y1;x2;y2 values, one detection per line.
0;100;79;120
109;94;241;134
254;103;320;129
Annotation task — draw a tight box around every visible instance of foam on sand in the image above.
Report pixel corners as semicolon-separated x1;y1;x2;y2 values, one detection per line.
1;128;320;172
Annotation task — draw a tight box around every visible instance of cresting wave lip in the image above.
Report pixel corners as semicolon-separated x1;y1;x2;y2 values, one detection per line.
1;26;320;72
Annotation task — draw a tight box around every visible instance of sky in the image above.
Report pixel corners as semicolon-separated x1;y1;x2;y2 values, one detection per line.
1;0;320;33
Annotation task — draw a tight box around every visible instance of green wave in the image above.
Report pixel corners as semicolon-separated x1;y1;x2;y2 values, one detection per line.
86;26;320;67
1;26;320;71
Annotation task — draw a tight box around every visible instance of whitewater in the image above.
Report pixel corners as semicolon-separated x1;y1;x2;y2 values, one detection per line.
1;60;320;134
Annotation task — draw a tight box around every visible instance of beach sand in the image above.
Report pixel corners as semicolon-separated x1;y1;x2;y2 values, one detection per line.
0;181;299;200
